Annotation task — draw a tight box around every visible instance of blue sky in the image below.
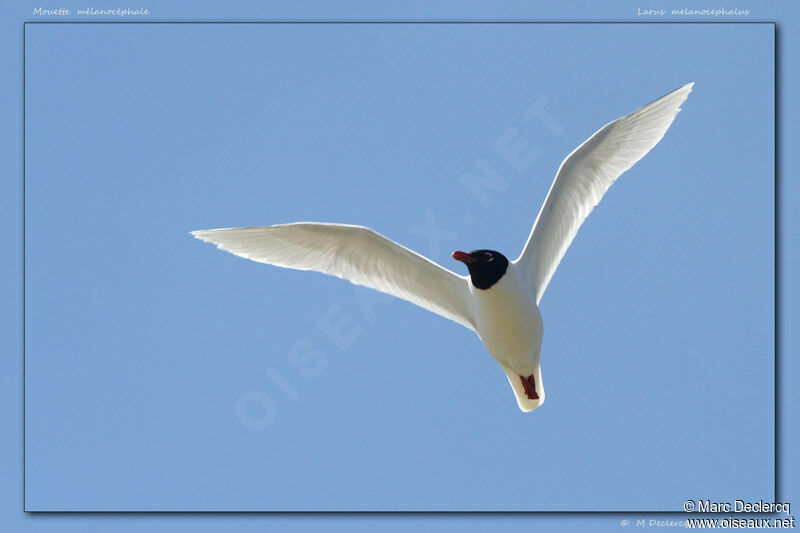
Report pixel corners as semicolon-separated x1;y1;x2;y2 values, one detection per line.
24;21;774;511
2;1;796;532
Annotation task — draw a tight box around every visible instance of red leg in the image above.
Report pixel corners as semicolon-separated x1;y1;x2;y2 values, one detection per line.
519;374;539;400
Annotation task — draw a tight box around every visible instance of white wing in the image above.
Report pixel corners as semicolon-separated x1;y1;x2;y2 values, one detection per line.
191;223;477;330
516;83;693;304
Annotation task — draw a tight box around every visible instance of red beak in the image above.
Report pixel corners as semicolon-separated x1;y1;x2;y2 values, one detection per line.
452;250;476;264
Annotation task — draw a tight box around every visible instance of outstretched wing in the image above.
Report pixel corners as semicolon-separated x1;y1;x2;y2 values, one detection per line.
192;222;477;330
516;83;693;304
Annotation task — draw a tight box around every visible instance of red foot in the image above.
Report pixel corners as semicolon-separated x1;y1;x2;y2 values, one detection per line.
520;374;539;400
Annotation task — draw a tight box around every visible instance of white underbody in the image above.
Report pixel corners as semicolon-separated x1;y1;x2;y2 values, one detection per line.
470;263;544;411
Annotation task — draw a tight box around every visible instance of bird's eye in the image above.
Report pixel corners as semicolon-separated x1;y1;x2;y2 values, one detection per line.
485;253;494;262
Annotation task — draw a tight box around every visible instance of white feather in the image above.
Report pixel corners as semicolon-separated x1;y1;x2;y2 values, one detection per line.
516;83;694;304
191;223;477;331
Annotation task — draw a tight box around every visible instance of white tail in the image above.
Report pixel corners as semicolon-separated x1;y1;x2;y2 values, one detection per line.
500;363;545;412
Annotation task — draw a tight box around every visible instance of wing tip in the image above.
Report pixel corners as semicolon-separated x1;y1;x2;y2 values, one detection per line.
190;227;246;242
190;228;237;246
673;81;695;105
190;229;212;242
635;82;694;119
664;81;694;103
672;82;695;113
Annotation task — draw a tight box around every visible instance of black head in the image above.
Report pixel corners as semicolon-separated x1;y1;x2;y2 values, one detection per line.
451;249;509;290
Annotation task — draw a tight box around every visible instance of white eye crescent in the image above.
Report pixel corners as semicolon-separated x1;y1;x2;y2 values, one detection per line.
485;253;494;262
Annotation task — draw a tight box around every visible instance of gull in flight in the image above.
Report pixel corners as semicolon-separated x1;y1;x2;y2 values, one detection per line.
192;83;693;412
